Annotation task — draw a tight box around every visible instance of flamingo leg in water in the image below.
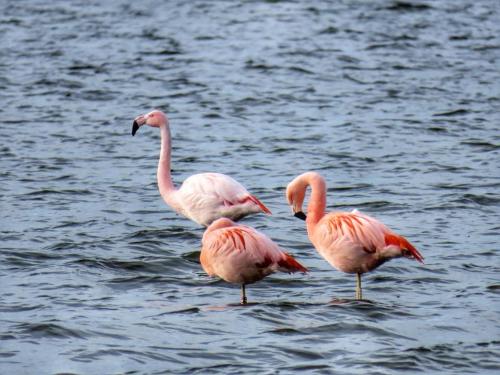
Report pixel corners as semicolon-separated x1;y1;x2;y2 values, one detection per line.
356;273;363;300
240;284;247;305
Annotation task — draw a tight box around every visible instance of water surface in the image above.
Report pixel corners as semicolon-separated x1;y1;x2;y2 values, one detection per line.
1;0;499;374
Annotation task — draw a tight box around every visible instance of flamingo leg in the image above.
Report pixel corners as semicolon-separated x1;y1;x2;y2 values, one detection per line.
240;284;247;305
356;273;363;300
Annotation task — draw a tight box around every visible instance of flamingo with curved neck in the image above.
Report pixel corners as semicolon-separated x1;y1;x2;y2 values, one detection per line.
286;172;423;300
132;110;271;226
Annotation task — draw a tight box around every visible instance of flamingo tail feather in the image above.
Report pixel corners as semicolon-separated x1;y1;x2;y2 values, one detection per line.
385;233;424;263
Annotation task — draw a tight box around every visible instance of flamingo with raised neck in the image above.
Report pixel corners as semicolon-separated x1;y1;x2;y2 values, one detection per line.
201;217;307;304
286;171;423;300
132;110;271;226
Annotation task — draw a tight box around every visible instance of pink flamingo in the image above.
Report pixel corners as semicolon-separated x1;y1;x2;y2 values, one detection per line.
286;172;424;300
201;218;308;304
132;110;271;226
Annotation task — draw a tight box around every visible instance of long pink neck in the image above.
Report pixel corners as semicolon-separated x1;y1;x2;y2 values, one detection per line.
157;123;176;202
305;174;327;233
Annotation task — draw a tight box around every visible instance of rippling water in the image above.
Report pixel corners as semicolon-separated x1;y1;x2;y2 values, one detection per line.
1;0;499;373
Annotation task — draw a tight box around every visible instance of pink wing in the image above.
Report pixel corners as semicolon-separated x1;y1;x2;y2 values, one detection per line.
312;210;423;272
176;173;270;225
201;222;306;284
317;211;388;252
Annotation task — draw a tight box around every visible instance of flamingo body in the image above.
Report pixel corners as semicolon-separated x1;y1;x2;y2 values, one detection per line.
310;210;422;274
174;172;270;226
286;172;423;299
132;110;270;226
201;218;307;303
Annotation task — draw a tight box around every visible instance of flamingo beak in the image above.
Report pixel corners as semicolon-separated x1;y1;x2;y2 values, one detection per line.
294;211;307;221
132;115;146;136
132;121;140;136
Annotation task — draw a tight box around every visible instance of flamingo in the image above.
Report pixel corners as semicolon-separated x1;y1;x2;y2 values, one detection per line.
200;218;308;304
286;172;423;300
131;110;271;226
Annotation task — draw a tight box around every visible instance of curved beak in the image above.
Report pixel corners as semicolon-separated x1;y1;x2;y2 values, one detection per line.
294;211;307;221
132;115;146;136
132;121;140;136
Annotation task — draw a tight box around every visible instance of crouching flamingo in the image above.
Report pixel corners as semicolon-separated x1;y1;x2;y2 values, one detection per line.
131;110;271;226
201;218;307;304
286;172;423;300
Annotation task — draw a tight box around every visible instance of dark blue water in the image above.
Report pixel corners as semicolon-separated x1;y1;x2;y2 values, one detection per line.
1;0;499;374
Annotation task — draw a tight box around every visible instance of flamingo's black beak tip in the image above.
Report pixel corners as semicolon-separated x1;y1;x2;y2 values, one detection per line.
132;120;140;136
294;211;307;221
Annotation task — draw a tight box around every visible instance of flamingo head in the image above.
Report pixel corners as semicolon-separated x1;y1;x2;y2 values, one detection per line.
203;218;237;240
286;180;307;221
207;217;236;231
132;110;168;136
